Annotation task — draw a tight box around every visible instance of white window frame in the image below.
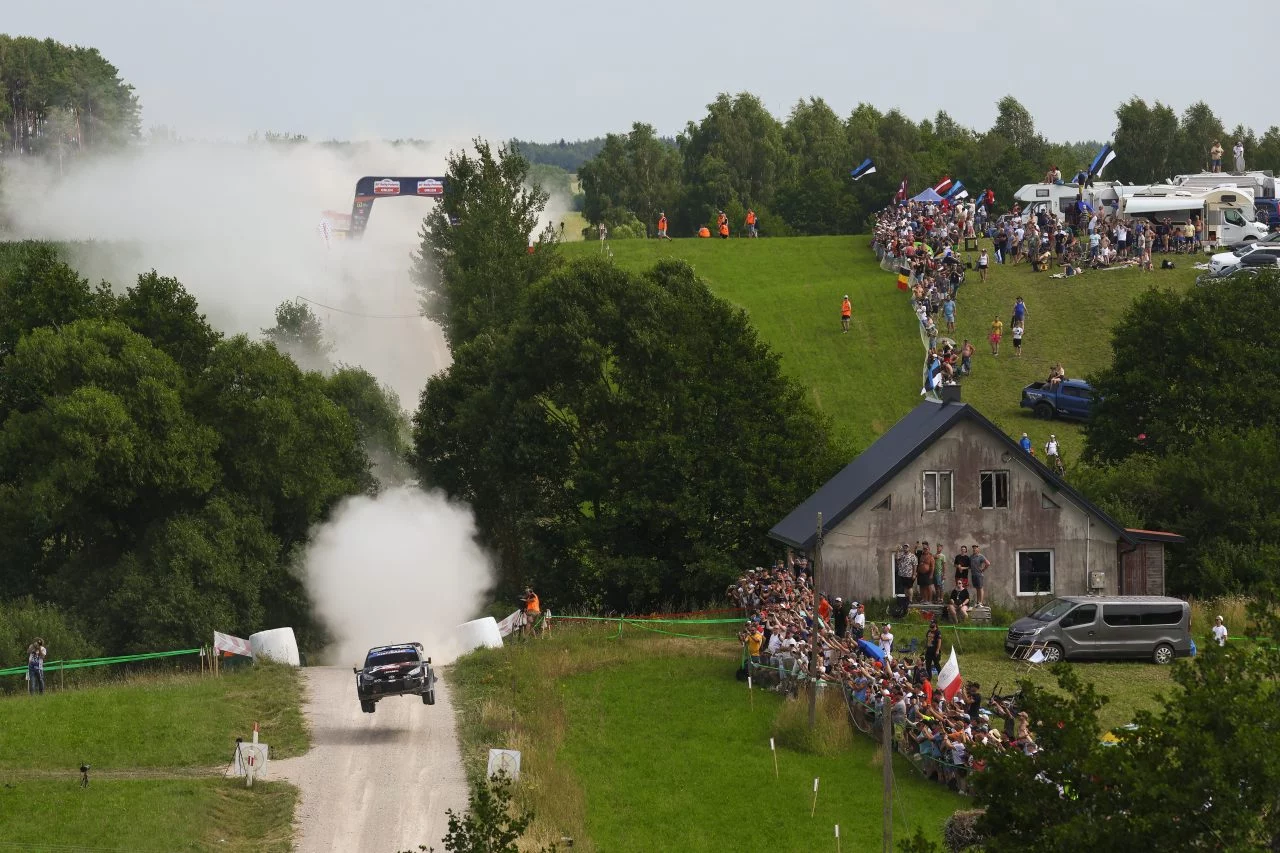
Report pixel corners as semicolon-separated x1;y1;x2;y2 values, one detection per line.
1015;549;1055;597
979;470;1010;510
922;471;953;513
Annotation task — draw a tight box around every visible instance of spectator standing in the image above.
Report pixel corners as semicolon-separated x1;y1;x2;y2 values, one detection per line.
841;295;852;333
1045;434;1060;467
1210;140;1224;173
745;209;758;238
969;546;990;607
1212;615;1228;646
1233;140;1245;173
960;339;973;376
880;624;895;659
933;543;947;595
744;623;763;664
989;317;1003;356
918;544;936;603
1020;432;1033;454
953;545;971;585
1012;322;1024;357
27;638;46;696
977;249;989;282
943;296;956;333
833;597;848;638
852;602;866;637
656;212;670;239
924;620;942;677
895;543;918;598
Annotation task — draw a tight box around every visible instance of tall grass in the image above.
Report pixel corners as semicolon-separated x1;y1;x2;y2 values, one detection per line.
771;687;853;756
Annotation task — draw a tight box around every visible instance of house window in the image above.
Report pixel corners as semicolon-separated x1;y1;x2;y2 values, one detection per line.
872;495;892;511
923;471;953;512
1041;492;1061;509
1016;550;1054;596
979;470;1009;509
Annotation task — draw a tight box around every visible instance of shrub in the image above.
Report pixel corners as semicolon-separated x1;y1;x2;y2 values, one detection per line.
943;808;986;852
0;597;101;672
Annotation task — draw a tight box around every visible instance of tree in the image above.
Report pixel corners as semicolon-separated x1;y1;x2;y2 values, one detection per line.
1176;101;1227;174
262;299;333;372
992;95;1045;164
412;139;560;348
413;257;837;610
0;242;112;358
118;270;220;375
325;366;412;484
578;123;681;234
401;771;555;853
1112;98;1180;183
959;592;1280;851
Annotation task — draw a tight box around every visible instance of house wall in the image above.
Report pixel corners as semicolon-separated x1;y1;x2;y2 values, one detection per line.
817;419;1123;606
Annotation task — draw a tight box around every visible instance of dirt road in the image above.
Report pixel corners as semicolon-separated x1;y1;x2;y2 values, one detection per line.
274;666;468;853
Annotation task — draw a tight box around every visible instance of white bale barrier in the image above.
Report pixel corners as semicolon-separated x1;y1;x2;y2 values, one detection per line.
454;617;504;654
249;627;301;666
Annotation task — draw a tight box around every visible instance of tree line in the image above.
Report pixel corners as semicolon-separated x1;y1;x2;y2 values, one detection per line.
0;34;140;155
577;93;1280;238
0;242;405;654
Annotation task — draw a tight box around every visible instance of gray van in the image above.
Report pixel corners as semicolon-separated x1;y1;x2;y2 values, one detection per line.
1005;596;1192;664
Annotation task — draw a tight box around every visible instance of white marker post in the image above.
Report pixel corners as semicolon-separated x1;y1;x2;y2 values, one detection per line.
246;722;259;788
770;737;778;779
835;824;841;853
811;776;820;817
747;675;754;710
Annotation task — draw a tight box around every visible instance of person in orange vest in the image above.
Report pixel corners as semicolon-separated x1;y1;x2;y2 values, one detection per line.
719;221;730;239
657;212;670;239
841;294;852;333
698;225;711;238
520;587;542;637
745;209;757;238
716;209;728;237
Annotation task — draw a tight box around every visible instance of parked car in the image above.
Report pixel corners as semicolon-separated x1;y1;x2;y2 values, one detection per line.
1227;229;1280;250
1005;595;1193;664
1209;243;1280;275
1020;378;1094;421
353;642;436;713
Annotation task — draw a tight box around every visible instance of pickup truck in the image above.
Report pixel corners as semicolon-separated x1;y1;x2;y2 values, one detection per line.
1020;379;1094;422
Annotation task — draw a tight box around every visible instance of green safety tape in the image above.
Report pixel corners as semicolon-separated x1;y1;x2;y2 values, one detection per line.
0;648;200;678
620;620;738;641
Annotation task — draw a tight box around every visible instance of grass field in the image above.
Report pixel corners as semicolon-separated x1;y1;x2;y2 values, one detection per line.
563;236;1202;462
0;664;307;851
453;624;963;852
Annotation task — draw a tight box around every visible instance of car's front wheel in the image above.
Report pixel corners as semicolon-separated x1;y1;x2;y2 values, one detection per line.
1034;402;1054;419
361;700;376;714
423;688;436;706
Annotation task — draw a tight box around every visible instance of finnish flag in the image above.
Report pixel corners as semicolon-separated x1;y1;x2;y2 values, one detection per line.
850;158;877;181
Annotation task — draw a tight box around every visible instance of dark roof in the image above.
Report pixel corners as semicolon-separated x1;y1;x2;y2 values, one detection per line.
769;400;1144;550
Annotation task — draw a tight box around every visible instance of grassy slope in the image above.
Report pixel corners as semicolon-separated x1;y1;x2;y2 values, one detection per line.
451;626;961;852
0;664;307;851
563;237;1200;462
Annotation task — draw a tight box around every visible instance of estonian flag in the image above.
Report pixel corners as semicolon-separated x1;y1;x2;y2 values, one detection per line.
944;181;966;200
850;158;876;181
1089;143;1116;179
921;357;942;396
933;176;953;195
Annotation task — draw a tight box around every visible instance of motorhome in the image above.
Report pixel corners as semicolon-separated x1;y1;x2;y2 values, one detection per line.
1120;186;1269;248
1013;181;1122;224
1173;170;1276;199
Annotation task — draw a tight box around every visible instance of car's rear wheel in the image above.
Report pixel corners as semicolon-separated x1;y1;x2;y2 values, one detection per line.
1153;643;1175;665
423;688;436;706
361;700;376;714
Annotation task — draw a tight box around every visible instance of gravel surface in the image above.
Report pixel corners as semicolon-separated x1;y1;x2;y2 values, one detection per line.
273;665;468;853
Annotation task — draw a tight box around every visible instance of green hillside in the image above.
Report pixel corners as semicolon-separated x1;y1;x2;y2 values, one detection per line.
565;237;1200;463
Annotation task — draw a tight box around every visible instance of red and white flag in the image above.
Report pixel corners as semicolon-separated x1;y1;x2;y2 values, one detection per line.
214;631;252;657
933;176;953;195
937;646;963;701
896;177;909;202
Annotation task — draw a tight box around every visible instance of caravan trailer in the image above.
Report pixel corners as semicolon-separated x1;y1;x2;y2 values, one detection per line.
1173;170;1276;199
1013;182;1123;225
1121;186;1269;248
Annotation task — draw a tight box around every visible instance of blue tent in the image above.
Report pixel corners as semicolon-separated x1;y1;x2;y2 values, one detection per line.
910;187;944;204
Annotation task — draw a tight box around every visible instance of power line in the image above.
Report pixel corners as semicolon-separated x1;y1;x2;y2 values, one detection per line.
293;295;424;320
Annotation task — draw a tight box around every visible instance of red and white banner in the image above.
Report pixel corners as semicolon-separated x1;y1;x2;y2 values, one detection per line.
214;631;252;657
937;646;963;701
495;611;523;638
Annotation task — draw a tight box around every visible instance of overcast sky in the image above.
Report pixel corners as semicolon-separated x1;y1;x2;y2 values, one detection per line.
10;1;1278;145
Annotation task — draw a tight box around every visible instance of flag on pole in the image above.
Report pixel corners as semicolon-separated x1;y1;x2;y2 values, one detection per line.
937;646;963;701
933;176;953;195
897;264;910;291
896;176;909;202
1088;143;1116;180
921;357;942;396
850;157;876;181
943;181;965;200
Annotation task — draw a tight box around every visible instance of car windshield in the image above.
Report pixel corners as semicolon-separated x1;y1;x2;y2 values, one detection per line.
1029;598;1076;622
365;649;418;667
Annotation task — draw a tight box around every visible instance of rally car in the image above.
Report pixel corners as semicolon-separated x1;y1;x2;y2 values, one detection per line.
353;642;436;713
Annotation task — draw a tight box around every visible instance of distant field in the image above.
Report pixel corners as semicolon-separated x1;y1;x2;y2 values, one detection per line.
563;236;1201;463
0;664;306;851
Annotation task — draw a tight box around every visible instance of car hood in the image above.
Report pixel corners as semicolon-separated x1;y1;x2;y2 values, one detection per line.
1009;616;1044;633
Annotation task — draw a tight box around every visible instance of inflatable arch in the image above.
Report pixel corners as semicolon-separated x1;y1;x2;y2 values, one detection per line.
349;175;447;238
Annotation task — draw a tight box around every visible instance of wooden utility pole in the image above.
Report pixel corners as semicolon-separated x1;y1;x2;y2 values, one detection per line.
809;512;823;730
882;691;894;853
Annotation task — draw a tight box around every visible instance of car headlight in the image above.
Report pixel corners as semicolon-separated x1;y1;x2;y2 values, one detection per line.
1029;626;1043;635
408;666;424;677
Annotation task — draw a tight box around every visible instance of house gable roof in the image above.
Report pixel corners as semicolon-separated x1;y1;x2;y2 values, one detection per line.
768;400;1138;550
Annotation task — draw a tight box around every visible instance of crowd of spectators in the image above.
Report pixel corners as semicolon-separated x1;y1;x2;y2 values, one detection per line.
730;561;1037;793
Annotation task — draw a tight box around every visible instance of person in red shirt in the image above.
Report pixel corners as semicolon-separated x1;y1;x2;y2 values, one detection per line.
841;295;852;333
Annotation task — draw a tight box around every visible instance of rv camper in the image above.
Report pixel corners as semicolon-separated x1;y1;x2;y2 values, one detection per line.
1121;186;1269;248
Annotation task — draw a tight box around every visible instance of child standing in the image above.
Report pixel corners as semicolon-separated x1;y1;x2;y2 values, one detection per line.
1012;322;1024;357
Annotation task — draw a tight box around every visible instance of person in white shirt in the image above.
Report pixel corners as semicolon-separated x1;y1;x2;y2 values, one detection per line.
1233;141;1245;173
1212;616;1228;646
1045;435;1059;459
879;624;894;659
852;602;866;630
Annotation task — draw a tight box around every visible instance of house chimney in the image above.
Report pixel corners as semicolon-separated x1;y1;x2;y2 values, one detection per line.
940;384;962;405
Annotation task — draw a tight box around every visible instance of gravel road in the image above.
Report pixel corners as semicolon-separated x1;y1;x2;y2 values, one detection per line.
274;665;468;853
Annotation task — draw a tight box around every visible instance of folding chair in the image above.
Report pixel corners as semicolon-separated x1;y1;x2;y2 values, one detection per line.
1011;642;1049;675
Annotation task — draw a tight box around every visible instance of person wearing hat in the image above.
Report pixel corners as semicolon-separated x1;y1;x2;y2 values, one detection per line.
1212;615;1228;647
1020;432;1033;454
833;597;848;638
26;637;46;695
841;294;852;333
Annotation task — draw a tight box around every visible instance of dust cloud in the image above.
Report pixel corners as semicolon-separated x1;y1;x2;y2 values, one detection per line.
302;487;495;665
0;139;458;406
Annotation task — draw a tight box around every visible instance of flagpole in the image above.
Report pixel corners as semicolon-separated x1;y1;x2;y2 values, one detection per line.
882;688;893;853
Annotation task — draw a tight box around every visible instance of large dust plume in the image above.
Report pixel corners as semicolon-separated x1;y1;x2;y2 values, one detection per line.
1;139;458;405
302;487;495;665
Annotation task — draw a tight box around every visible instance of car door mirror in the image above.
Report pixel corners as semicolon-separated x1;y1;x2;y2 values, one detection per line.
426;657;431;665
352;667;359;675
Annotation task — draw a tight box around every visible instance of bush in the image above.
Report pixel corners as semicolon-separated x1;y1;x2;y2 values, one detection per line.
771;687;852;756
943;809;985;852
0;597;101;671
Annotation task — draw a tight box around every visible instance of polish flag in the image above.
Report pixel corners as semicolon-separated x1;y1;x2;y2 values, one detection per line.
937;647;963;701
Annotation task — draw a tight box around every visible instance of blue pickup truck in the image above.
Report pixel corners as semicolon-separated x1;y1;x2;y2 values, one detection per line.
1020;379;1094;421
